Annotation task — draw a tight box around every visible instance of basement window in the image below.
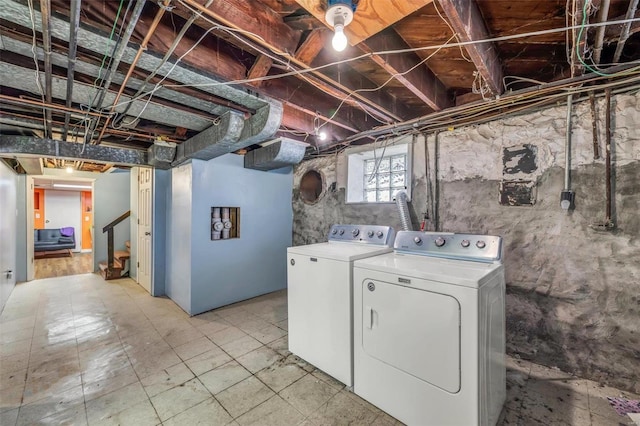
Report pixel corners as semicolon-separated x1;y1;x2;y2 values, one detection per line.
346;142;412;203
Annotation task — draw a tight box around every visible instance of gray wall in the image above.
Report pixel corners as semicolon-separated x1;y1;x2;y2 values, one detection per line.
15;175;27;283
0;161;17;312
94;171;131;270
292;92;640;393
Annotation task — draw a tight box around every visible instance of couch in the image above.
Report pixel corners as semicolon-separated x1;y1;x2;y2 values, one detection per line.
34;228;75;252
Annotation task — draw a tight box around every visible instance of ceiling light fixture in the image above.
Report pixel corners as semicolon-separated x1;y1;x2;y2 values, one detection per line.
318;130;328;141
53;183;92;189
66;166;74;173
325;0;356;52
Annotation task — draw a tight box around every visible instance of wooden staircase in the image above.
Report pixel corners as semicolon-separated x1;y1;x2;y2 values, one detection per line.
99;210;131;280
99;241;131;280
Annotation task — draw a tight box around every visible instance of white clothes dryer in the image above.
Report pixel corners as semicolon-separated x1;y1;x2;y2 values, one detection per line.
287;224;395;387
353;231;506;426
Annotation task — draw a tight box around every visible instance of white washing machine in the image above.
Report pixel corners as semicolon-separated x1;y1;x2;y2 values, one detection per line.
353;231;506;426
287;224;395;387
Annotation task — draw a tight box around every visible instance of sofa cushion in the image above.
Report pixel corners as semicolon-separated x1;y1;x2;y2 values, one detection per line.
38;229;63;240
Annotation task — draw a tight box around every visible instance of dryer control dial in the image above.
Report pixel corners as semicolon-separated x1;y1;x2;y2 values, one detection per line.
377;231;384;238
339;229;345;235
413;236;422;245
435;237;446;247
352;229;360;237
367;230;374;238
476;240;486;249
461;239;470;248
331;228;338;235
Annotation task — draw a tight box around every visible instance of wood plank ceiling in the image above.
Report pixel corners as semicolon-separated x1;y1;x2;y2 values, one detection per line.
1;0;639;171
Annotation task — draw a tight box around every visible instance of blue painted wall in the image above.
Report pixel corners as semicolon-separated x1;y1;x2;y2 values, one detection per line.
165;164;192;313
189;155;293;315
94;171;131;270
152;169;170;297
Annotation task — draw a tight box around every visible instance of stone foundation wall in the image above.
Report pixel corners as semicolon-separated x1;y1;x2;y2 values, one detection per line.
292;92;640;392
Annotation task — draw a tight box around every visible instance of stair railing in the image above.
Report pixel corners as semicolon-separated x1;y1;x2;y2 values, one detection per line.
102;211;131;271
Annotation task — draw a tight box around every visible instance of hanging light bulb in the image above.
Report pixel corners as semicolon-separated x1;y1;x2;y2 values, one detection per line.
325;1;355;52
318;130;328;141
66;165;74;173
332;23;348;52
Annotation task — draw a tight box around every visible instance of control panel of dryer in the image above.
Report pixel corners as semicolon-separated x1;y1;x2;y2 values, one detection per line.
328;224;396;246
394;231;502;263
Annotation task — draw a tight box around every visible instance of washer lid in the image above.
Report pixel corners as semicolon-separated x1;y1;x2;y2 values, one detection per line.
288;242;393;262
353;252;503;288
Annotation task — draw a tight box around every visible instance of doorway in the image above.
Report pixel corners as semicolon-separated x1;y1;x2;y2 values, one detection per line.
30;177;94;280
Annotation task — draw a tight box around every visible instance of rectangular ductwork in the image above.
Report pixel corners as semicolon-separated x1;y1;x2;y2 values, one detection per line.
244;138;308;171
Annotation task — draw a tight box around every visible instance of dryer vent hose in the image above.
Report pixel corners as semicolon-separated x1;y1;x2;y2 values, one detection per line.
395;190;413;231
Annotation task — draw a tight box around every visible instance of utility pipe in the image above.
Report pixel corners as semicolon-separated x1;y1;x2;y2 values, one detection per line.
115;0;214;123
62;0;81;141
39;0;53;139
605;88;613;225
612;0;640;62
589;91;600;159
560;93;574;211
593;0;611;64
95;0;171;145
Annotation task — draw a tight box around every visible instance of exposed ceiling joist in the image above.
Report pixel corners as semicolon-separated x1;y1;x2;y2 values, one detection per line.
294;0;435;45
437;0;504;95
247;55;274;88
359;29;452;111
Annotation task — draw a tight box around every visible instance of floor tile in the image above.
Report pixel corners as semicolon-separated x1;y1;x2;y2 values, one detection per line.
140;362;195;398
266;335;290;356
91;399;158;426
199;360;252;395
216;376;275;418
0;368;26;392
15;384;84;426
0;407;19;426
219;335;263;359
184;346;232;376
163;397;233;426
82;366;139;402
247;324;287;345
209;326;247;346
256;361;308;393
307;391;378;426
37;404;88;426
173;336;217;361
85;382;148;424
150;378;211;421
236;346;282;374
236;394;304;426
0;353;29;375
280;373;341;416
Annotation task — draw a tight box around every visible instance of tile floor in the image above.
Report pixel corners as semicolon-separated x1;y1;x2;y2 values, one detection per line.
1;274;638;426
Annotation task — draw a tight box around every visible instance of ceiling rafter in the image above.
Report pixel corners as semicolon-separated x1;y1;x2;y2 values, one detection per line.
436;0;504;95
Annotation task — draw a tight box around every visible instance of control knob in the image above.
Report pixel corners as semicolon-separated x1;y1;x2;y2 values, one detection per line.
476;240;486;249
377;231;384;238
413;236;422;245
339;229;345;235
435;237;446;247
367;230;374;238
331;228;338;235
352;229;360;237
461;239;470;248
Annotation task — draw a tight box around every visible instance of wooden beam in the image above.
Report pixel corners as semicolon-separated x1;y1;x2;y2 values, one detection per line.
247;55;274;87
179;0;408;122
179;0;302;55
358;29;452;111
295;28;330;64
437;0;503;94
294;0;434;45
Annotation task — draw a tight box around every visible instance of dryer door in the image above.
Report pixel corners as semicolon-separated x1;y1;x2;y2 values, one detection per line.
361;279;461;393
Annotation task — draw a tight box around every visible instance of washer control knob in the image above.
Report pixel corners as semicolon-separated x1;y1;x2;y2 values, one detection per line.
352;229;360;237
476;240;486;249
377;231;384;238
331;228;338;235
461;239;470;248
413;236;422;245
339;229;345;235
367;230;374;238
435;237;446;247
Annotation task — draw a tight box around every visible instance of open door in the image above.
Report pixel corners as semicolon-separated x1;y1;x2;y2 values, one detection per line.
137;168;152;293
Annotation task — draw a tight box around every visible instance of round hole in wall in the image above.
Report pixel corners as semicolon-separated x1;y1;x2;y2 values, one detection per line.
299;170;323;204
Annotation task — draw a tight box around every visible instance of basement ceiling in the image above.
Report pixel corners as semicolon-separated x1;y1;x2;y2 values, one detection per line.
1;0;639;172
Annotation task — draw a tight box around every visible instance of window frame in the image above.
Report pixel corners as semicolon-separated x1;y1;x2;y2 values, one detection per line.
345;141;412;204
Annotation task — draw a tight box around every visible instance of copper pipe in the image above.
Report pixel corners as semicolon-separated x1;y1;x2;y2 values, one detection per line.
95;0;171;144
0;94;103;118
